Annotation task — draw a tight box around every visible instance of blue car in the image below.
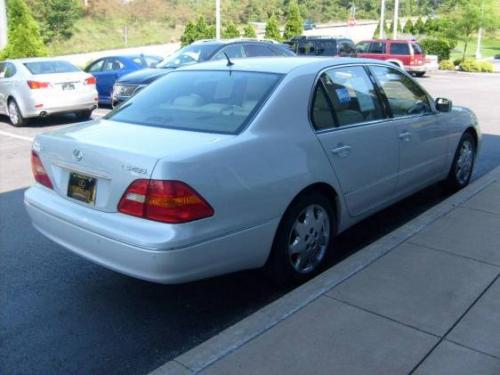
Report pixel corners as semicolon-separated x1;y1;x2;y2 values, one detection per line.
84;55;162;105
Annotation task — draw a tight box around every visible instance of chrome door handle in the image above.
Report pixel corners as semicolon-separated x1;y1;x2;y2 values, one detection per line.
399;131;412;142
331;145;352;158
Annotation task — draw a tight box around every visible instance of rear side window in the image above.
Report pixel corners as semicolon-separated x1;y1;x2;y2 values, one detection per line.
103;58;124;71
213;44;246;60
2;63;16;78
370;42;386;54
312;66;384;129
24;61;80;75
244;44;275;57
311;85;335;130
390;43;410;55
107;71;282;134
371;66;431;117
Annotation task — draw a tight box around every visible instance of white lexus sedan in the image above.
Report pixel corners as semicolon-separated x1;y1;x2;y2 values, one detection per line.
24;57;480;285
0;58;98;126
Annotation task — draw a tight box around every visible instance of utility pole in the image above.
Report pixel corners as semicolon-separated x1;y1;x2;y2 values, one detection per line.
393;0;400;40
379;0;386;39
475;0;484;59
0;0;7;50
215;0;221;40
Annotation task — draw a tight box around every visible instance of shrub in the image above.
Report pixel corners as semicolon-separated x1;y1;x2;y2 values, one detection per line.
243;24;257;38
265;14;281;41
453;58;464;67
439;59;455;70
460;58;480;72
420;38;453;61
478;61;494;73
222;22;240;38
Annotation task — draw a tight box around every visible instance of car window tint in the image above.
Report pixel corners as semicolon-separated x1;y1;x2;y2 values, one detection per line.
320;66;384;127
370;42;386;54
103;59;124;71
4;63;16;78
0;63;5;78
338;41;354;56
88;59;104;72
298;41;316;55
270;45;295;56
106;71;283;134
24;61;80;74
390;43;410;55
413;43;423;55
311;84;335;130
243;44;275;57
371;66;431;117
356;41;370;53
213;44;245;60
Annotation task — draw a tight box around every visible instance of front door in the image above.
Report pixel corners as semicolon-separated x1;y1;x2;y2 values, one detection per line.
370;65;449;194
312;65;399;217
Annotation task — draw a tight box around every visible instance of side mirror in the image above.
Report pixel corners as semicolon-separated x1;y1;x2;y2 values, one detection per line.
435;97;452;112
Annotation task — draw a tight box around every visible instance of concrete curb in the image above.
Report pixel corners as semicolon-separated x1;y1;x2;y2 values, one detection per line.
150;166;500;375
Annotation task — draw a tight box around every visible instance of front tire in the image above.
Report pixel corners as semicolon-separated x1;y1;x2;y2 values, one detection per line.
266;192;336;286
414;72;426;77
445;132;476;191
8;99;26;127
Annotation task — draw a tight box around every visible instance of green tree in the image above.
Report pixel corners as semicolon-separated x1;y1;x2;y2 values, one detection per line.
283;1;303;40
265;14;281;41
223;22;240;38
243;24;257;38
1;0;47;58
414;17;425;34
403;18;414;34
194;16;210;39
30;0;82;43
180;20;197;46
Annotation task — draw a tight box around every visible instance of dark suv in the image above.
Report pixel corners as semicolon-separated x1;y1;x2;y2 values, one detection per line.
285;36;356;57
112;39;294;107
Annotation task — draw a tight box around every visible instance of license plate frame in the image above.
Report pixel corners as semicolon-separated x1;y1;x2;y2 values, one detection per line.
67;172;96;204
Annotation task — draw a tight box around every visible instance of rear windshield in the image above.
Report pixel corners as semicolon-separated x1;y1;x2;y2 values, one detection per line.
106;70;283;134
24;61;80;75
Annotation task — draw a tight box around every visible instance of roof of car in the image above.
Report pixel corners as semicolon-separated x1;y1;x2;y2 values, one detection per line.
360;39;418;43
191;38;281;46
180;56;392;74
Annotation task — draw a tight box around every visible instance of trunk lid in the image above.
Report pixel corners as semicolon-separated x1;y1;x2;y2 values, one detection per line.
35;119;228;212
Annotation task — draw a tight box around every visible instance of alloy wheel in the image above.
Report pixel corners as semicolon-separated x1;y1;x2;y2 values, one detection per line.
455;140;474;185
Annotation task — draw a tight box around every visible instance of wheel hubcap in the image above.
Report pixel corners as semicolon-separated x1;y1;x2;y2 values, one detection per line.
8;102;18;124
455;140;474;185
288;204;330;274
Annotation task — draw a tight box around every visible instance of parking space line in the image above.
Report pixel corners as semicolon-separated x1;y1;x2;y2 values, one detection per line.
0;130;34;142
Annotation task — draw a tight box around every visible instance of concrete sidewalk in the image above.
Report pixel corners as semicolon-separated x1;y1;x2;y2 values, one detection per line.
154;166;500;375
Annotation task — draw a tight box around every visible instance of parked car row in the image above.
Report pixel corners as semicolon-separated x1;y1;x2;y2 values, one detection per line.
25;53;479;285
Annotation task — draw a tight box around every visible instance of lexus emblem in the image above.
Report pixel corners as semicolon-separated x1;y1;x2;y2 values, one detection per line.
73;149;83;162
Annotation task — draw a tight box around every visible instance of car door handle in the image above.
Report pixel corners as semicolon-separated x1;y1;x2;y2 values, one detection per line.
399;131;412;142
331;145;352;158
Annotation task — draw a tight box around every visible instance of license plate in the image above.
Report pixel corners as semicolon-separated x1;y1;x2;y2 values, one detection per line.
62;83;75;91
68;172;96;204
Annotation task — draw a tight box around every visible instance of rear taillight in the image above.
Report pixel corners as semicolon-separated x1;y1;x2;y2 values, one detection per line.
118;180;214;223
31;150;53;189
84;76;96;85
27;80;50;89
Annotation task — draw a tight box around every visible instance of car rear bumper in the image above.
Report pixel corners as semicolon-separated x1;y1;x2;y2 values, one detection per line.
24;185;277;284
22;91;98;118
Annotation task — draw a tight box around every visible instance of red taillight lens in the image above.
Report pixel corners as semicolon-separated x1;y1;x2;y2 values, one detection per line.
118;180;214;223
84;76;96;85
27;80;50;89
31;150;53;189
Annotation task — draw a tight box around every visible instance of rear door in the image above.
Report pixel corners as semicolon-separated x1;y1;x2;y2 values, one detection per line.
313;65;399;217
370;65;449;194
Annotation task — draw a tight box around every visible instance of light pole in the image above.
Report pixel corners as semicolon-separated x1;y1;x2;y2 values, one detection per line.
215;0;221;40
393;0;400;40
475;0;484;59
379;0;386;39
0;0;7;49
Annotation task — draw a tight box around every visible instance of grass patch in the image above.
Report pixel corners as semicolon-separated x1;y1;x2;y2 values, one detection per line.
48;17;183;56
450;38;500;60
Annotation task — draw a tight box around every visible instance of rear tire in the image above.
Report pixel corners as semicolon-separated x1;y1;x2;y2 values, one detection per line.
8;99;26;127
445;132;476;191
265;191;336;286
75;110;93;121
414;72;426;77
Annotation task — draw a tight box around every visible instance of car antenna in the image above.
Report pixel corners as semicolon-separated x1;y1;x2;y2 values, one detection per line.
224;52;234;67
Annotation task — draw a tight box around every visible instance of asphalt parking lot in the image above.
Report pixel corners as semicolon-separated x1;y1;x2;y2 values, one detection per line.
1;71;499;375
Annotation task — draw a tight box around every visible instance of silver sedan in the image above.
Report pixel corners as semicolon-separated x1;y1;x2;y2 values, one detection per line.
0;58;98;126
24;57;480;285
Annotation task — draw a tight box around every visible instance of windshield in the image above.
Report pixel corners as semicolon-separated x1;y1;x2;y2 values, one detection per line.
106;70;283;134
157;44;220;69
24;61;80;75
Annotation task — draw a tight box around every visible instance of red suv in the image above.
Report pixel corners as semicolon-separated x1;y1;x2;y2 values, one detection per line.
355;39;429;77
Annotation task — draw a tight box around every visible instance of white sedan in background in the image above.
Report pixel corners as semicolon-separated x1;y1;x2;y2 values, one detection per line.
25;57;480;285
0;58;98;126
